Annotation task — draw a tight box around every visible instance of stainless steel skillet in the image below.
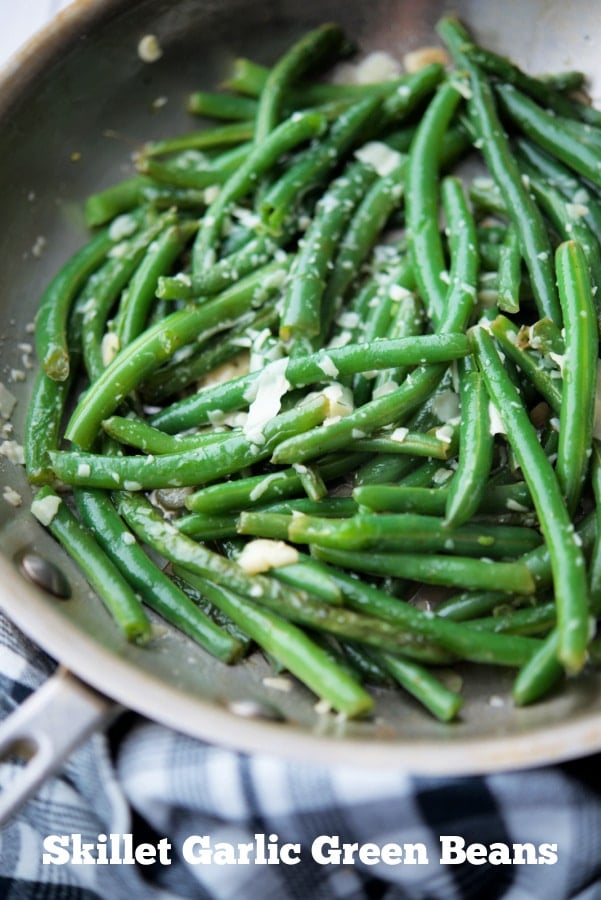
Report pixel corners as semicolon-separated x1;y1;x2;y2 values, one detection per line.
1;0;601;820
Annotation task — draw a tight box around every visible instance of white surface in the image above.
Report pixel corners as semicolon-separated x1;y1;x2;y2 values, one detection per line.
0;0;75;66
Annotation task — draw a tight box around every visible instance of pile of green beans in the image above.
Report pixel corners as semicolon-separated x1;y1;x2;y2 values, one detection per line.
23;17;601;723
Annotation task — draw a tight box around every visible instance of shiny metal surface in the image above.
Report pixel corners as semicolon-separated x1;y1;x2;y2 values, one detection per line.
0;0;600;773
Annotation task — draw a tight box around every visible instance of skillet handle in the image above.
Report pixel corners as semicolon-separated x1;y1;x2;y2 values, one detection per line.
0;666;116;826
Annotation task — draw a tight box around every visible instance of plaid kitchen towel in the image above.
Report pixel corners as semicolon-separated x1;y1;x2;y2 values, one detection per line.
2;610;601;900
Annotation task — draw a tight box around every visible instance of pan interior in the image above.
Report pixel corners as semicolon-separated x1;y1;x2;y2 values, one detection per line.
1;0;600;772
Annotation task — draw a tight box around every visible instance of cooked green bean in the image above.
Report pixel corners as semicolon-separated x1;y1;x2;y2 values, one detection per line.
75;488;242;661
187;91;259;120
31;486;151;643
34;221;136;381
511;630;563;706
471;324;590;673
240;509;541;558
496;225;521;314
116;493;454;658
173;569;373;717
438;16;561;324
186;453;364;514
554;240;598;515
192;110;326;273
405;81;464;326
495;83;601;189
65;258;291;449
279;160;376;347
116;220;197;347
466;43;601;128
56;394;328;489
260;95;382;234
378;653;463;722
151;333;469;434
489;315;562;413
444;359;494;528
297;554;539;667
85;177;154;227
312;545;536;595
254;23;349;143
142;121;255;158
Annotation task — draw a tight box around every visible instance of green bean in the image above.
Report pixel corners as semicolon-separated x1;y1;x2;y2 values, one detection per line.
471;324;590;673
341;644;392;686
521;165;601;306
102;415;233;454
351;428;457;461
272;363;447;465
353;453;419;487
511;630;563;706
176;511;241;540
539;70;586;92
467;602;556;637
371;290;424;395
438;16;561;324
186;453;365;514
441;174;479;329
495;83;601;189
141;307;277;402
466;43;601;128
254;23;349;143
266;497;357;518
25;280;88;482
516;138;601;245
496;225;521;313
272;174;475;465
34;223;128;381
589;443;601;615
24;371;72;484
435;591;512;622
77;211;178;380
151;333;469;434
489;315;562;413
554;240;598;515
297;553;539;667
280;160;376;347
312;545;536;595
355;482;534;518
377;653;463;722
187;91;259;120
74;488;242;661
116;220;197;347
173;569;373;718
56;394;328;490
260;95;383;234
142;121;255;158
224;55;429;107
30;486;151;643
157;234;286;301
444;360;494;528
221;57;269;96
85;176;154;227
65;258;290;449
405;81;464;326
192;110;326;273
116;493;454;657
136;145;251;190
241;509;541;558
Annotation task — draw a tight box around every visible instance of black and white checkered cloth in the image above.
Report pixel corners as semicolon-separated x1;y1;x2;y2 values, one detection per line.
2;610;601;900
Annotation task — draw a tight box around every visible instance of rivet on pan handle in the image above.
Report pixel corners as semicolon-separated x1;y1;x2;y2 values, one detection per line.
0;666;116;826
